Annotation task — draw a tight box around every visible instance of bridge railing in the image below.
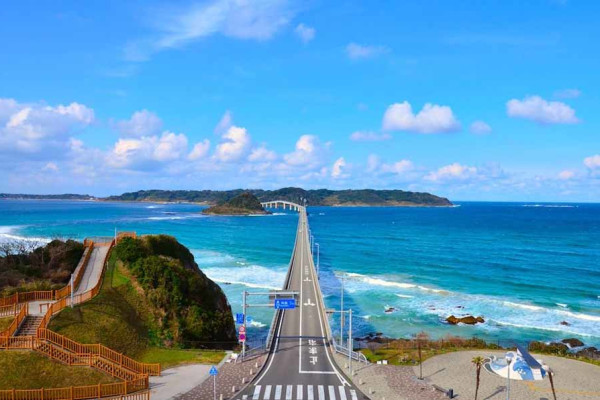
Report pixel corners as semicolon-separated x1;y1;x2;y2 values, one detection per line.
331;336;369;364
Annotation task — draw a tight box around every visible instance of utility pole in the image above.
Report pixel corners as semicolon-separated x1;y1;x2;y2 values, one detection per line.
70;273;74;308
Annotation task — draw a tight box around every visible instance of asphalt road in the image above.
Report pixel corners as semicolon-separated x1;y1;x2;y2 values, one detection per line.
235;209;367;400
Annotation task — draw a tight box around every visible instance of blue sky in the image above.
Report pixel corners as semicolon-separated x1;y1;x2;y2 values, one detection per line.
0;0;599;201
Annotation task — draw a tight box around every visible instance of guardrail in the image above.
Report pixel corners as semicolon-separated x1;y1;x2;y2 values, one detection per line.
331;337;369;364
0;304;22;318
0;303;28;338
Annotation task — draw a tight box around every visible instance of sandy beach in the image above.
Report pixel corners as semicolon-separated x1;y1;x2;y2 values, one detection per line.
416;350;600;400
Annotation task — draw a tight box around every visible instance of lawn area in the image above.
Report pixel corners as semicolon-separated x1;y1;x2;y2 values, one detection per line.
139;348;225;370
0;317;14;332
360;345;474;366
49;255;226;369
0;351;117;389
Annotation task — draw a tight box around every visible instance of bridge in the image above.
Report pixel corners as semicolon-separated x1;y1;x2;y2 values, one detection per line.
261;200;303;212
235;207;368;400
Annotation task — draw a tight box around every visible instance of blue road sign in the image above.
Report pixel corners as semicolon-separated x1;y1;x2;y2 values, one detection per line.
209;366;218;376
274;298;296;309
235;313;244;324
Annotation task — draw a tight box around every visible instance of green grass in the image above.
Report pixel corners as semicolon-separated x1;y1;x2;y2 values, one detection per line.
139;348;225;369
0;351;117;389
48;255;222;369
0;317;14;332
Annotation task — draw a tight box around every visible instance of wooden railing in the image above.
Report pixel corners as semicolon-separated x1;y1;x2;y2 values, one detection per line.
0;303;27;338
0;304;22;318
0;376;148;400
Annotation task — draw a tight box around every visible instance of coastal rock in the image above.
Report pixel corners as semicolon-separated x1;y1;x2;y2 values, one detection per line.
445;315;485;325
576;347;600;361
559;320;571;326
562;338;584;348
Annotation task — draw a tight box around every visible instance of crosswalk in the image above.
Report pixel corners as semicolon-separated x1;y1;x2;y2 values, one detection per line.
241;384;358;400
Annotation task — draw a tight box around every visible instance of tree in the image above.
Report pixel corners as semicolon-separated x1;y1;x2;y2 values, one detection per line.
471;356;484;400
548;368;557;400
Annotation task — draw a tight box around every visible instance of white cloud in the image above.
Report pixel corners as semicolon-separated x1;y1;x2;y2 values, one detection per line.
345;43;389;60
294;23;315;43
584;154;600;171
331;157;347;178
42;162;59;172
506;95;579;124
188;139;211;160
382;101;461;134
215;110;233;134
248;145;277;162
107;131;188;169
127;0;296;61
0;98;94;154
470;120;492;134
283;134;328;168
349;131;391;141
366;154;380;173
558;170;575;180
425;163;479;182
380;160;414;175
115;110;163;137
214;126;251;162
554;89;581;99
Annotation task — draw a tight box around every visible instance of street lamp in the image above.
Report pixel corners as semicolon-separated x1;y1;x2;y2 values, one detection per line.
505;353;513;400
315;243;320;277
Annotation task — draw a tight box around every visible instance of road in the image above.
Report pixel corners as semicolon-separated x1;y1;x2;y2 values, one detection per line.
235;209;366;400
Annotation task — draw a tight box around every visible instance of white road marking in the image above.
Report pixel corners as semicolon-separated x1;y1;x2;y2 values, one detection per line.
328;386;337;400
242;396;248;400
338;386;347;400
286;385;292;400
297;385;303;400
318;385;325;400
252;385;261;400
264;385;272;400
350;389;358;400
274;385;282;400
307;385;314;400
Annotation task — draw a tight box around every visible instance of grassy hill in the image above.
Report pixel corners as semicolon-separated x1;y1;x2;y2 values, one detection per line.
48;235;234;368
0;351;117;389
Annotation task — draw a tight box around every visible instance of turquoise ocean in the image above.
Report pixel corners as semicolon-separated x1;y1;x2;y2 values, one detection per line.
1;200;599;347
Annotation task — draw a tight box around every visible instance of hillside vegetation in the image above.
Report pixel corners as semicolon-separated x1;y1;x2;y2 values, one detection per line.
202;192;268;215
0;239;84;296
104;187;452;206
49;235;235;366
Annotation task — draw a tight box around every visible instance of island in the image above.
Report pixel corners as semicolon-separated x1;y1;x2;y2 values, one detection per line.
202;192;270;215
1;187;453;207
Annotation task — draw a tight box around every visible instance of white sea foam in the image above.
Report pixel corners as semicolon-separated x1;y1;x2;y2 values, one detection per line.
145;205;162;209
0;225;50;245
345;272;417;289
556;303;568;308
396;294;414;299
249;320;267;328
503;301;545;312
203;264;286;292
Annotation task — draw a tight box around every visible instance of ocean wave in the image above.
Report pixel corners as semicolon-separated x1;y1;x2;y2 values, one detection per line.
249;320;267;328
145;205;162;209
203;264;286;291
146;214;204;221
396;294;414;299
521;204;577;208
503;301;545;312
345;272;448;294
0;226;51;245
556;303;568;308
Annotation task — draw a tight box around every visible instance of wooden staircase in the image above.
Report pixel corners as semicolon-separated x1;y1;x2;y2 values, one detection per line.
14;315;43;336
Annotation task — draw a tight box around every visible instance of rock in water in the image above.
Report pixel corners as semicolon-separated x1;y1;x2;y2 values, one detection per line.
445;315;485;325
562;338;585;348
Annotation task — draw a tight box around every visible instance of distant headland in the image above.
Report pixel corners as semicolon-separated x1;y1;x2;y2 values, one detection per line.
1;187;452;207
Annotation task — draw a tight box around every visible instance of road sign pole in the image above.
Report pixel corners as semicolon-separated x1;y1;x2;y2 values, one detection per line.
70;273;74;308
213;374;216;400
242;290;247;360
